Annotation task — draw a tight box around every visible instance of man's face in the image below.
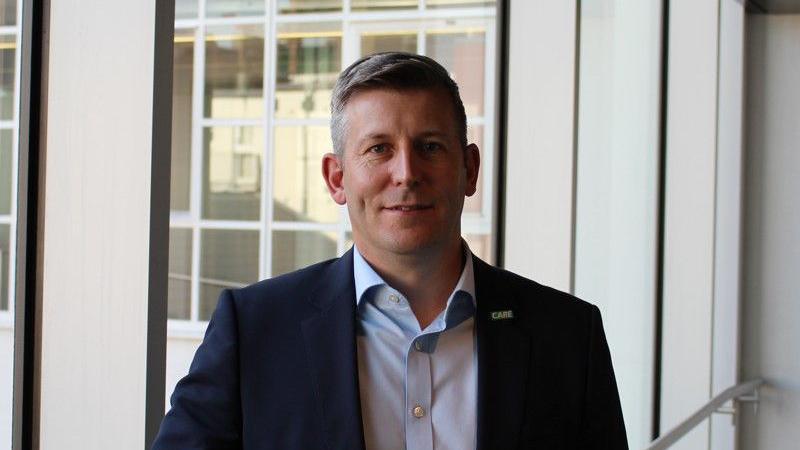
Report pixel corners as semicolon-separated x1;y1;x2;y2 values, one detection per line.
323;88;480;258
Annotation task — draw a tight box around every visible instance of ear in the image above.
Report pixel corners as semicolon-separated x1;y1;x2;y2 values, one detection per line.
322;152;347;205
464;143;480;197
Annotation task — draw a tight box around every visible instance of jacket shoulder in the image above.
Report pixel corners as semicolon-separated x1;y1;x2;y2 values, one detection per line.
220;256;347;331
232;257;338;302
475;259;599;328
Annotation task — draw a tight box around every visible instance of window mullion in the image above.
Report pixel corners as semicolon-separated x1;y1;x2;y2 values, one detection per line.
188;2;206;322
263;0;279;279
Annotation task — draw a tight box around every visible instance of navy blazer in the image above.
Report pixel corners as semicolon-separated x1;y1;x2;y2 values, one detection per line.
153;249;627;449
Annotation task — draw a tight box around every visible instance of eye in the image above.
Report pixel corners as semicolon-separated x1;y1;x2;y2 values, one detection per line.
421;142;442;153
367;144;388;154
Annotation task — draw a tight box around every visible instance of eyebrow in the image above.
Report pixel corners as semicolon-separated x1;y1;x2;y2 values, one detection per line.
415;130;449;139
355;130;449;147
354;132;391;149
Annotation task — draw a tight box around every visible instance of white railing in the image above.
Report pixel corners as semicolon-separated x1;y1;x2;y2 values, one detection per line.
644;379;765;450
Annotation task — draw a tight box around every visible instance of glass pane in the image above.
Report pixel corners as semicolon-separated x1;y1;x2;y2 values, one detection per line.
575;1;661;448
205;25;264;119
0;130;11;215
278;0;342;13
273;126;338;223
271;230;337;276
0;0;14;26
275;22;341;119
206;0;264;17
168;228;192;320
464;233;491;263
426;0;495;8
0;224;7;310
0;0;14;27
202;126;264;221
0;34;15;121
352;0;417;11
426;29;485;116
171;29;194;211
175;0;198;19
200;229;259;320
344;231;353;253
463;125;483;214
0;222;9;444
361;32;417;56
0;3;15;445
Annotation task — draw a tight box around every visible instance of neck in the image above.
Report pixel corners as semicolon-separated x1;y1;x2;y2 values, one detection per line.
358;239;465;329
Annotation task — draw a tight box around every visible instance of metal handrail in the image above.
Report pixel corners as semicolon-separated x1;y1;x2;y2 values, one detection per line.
644;378;765;450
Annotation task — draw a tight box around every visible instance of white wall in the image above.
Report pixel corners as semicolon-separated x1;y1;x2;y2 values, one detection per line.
710;1;745;448
507;3;752;449
659;1;720;448
739;14;800;450
574;2;662;448
504;0;576;291
38;0;163;448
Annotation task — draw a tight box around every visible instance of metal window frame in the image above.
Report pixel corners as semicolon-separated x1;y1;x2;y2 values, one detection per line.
14;0;46;447
146;0;176;446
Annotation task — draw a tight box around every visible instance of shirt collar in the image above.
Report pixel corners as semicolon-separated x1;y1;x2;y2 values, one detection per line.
352;242;476;307
353;246;387;304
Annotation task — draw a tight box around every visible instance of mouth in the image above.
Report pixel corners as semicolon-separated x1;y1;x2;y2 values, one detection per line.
384;204;433;212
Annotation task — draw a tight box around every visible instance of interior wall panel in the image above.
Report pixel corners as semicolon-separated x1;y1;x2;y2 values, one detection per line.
504;0;577;291
660;0;720;448
740;13;800;450
38;0;168;447
710;1;746;448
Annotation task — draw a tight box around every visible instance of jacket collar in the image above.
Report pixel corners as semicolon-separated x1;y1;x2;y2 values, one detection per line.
473;257;532;450
301;248;366;450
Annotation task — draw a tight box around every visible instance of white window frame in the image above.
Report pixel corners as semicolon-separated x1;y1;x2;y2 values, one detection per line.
0;3;24;329
169;0;498;336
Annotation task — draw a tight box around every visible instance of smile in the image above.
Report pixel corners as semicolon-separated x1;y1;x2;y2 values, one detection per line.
385;204;433;212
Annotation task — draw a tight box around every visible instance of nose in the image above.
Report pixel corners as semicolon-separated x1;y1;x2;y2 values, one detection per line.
389;142;421;188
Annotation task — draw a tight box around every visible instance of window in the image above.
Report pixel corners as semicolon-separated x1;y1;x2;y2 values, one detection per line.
166;0;498;408
0;0;20;444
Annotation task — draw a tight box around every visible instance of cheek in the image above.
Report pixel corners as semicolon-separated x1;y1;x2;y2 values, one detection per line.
343;176;376;210
353;171;385;197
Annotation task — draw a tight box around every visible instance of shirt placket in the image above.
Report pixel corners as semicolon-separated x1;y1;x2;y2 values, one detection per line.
381;287;436;450
405;337;433;450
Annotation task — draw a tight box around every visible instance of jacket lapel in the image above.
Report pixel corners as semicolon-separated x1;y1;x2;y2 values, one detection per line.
299;251;533;450
474;257;531;450
301;249;366;450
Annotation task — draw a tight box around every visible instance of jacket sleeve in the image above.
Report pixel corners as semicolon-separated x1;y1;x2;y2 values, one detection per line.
581;305;629;449
152;289;242;450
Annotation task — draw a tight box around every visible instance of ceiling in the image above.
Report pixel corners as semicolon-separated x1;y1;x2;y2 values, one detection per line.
749;0;800;13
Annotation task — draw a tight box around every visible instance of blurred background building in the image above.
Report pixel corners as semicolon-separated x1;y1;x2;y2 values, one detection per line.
0;0;797;449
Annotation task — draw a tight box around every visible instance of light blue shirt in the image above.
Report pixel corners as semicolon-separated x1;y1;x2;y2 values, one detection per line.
354;245;477;450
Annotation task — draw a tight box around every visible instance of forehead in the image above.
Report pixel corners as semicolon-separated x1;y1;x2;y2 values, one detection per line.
342;87;458;137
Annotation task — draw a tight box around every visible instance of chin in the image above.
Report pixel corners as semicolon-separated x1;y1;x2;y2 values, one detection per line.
379;232;448;256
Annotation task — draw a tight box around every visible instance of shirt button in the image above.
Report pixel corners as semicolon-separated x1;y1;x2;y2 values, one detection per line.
388;294;400;304
414;341;423;351
412;405;425;418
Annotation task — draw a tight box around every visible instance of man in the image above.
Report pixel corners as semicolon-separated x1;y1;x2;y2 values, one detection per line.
153;52;627;450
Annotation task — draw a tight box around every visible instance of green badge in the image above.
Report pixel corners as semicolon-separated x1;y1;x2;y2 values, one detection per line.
490;310;514;320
